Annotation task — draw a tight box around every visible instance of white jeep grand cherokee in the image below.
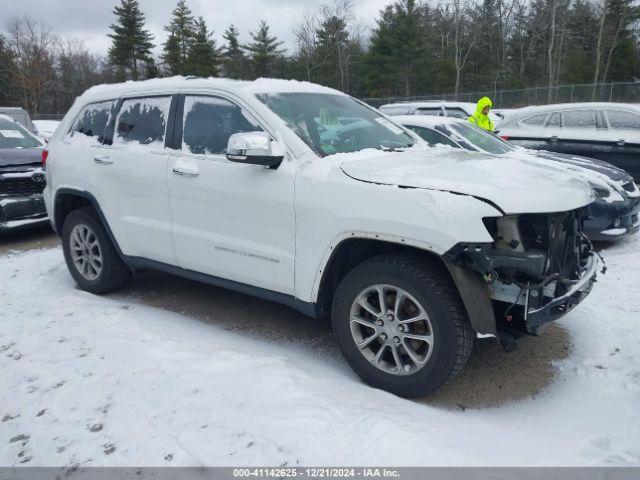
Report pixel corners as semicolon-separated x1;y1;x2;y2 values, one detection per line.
44;77;600;397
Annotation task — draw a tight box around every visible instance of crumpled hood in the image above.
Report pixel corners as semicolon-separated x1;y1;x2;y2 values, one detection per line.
0;148;43;167
339;148;594;214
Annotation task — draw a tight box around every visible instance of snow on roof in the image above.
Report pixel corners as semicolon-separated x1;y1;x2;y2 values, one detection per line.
380;101;478;109
0;113;17;123
507;102;640;121
79;76;344;103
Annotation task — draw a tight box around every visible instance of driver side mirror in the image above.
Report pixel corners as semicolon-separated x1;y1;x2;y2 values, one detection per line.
226;131;283;168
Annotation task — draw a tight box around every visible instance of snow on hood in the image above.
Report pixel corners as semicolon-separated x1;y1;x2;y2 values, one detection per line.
0;147;43;167
337;146;595;214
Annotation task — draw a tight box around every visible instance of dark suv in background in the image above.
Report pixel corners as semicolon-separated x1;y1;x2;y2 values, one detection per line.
0;114;48;232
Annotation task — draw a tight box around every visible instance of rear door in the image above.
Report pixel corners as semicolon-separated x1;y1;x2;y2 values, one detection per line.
555;109;618;161
95;96;176;264
507;112;550;149
166;94;296;294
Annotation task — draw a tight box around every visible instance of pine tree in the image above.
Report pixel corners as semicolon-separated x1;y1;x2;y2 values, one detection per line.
222;25;246;78
314;15;351;91
363;0;428;96
243;20;284;78
107;0;155;80
0;35;14;103
187;17;220;77
162;0;197;75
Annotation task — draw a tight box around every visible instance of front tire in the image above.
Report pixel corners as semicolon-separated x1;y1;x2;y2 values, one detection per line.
61;208;131;294
331;254;473;398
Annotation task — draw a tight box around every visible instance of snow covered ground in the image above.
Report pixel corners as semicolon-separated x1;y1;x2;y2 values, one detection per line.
1;236;639;467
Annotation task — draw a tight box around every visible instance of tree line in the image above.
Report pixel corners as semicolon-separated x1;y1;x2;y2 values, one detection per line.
1;0;638;115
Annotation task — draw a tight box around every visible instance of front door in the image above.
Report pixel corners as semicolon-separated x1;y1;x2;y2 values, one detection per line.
166;94;296;294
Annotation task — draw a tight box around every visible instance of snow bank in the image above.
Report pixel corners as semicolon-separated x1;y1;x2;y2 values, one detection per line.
1;242;639;467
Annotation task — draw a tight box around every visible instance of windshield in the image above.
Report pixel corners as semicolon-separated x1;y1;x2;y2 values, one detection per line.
0;118;42;149
437;122;513;155
256;93;415;157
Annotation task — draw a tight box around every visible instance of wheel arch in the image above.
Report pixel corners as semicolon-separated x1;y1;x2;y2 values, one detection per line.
53;188;126;259
314;236;445;313
314;236;496;336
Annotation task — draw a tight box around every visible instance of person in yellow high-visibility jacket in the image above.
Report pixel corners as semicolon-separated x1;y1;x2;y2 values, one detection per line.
468;97;495;132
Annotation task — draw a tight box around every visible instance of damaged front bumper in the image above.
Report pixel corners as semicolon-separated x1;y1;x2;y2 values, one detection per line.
445;209;600;336
515;251;598;328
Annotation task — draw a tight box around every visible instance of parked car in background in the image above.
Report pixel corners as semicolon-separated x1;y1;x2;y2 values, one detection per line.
492;108;516;122
0;114;48;232
379;100;502;124
497;103;640;182
44;77;601;397
397;115;640;241
33;120;61;142
0;107;38;135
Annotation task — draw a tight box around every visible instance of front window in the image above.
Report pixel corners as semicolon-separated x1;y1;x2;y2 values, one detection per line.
0;118;42;149
605;109;640;130
257;93;414;157
182;96;262;155
405;125;459;148
439;122;514;155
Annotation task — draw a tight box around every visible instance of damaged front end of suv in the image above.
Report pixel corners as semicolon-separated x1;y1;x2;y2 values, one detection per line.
445;207;601;338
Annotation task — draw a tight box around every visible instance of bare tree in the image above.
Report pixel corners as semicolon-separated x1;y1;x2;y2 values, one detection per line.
448;0;477;98
5;15;57;115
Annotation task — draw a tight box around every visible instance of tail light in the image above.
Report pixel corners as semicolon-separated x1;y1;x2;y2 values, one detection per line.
500;135;510;141
42;149;49;168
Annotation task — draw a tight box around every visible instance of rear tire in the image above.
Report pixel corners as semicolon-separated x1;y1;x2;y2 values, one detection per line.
331;254;473;398
61;207;131;294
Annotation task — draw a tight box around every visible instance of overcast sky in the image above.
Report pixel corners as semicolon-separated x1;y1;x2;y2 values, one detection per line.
0;0;391;55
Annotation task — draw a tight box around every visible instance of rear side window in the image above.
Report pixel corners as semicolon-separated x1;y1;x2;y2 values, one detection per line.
406;125;458;148
445;107;469;119
71;101;116;141
379;106;411;116
606;110;640;130
114;97;171;146
522;113;547;126
416;107;442;116
547;112;561;127
563;110;597;129
181;96;262;155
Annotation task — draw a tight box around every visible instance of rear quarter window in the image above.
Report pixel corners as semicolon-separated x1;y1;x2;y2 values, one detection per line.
379;106;412;116
114;97;172;147
416;107;442;116
70;100;117;143
521;113;548;126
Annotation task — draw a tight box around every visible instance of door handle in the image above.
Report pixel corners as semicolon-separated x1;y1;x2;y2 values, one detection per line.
617;139;626;146
172;166;199;177
93;155;113;165
550;136;559;142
